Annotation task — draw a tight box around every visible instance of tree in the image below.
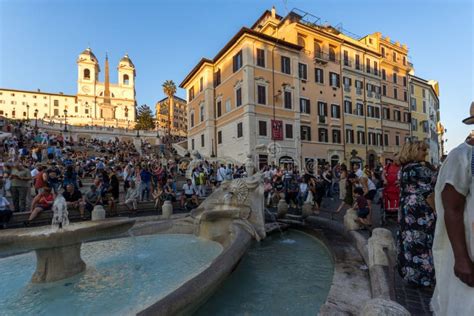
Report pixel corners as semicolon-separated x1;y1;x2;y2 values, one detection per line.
135;104;155;130
162;80;177;136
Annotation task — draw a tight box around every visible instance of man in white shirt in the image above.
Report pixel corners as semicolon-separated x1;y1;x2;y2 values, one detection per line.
216;164;226;185
180;179;198;208
432;102;474;315
124;181;140;212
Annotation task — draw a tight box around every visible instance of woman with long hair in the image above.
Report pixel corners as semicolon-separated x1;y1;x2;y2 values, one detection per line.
397;140;437;287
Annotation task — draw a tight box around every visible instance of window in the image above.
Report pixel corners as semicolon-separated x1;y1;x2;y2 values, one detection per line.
75;106;78;113
329;72;340;87
412;118;418;131
422;121;429;133
53;109;58;116
329;47;336;62
300;98;310;114
318;102;328;116
393;51;397;62
331;104;341;118
257;85;266;105
256;48;265;67
236;87;242;106
394;88;398;99
233;50;243;72
422;101;426;113
382;69;386;80
297;34;306;47
318;128;328;142
217;131;222;144
345;129;354;144
367;105;374;117
315;68;324;84
301;125;311;141
403;76;407;87
190;112;195;127
332;130;341;143
284;91;292;109
237;122;243;138
394;110;401;121
404;112;411;123
281;56;291;74
373;61;378;75
384;134;389;146
199;77;203;92
214;69;221;87
395;135;400;146
298;63;307;80
191;139;195;150
314;41;322;58
381;47;385;56
201;134;205;147
402;56;406;65
366;58;371;73
355;55;360;70
285;124;293;139
356;103;364;116
123;74;129;85
383;107;390;120
404;91;407;101
258;121;267;136
382;85;387;96
422;89;426;98
344;100;352;114
357;131;366;144
343;51;349;66
393;73;397;84
225;99;231;112
189;86;195;101
216;100;222;117
83;69;90;80
200;104;204;122
54;100;59;106
343;76;351;91
355;80;363;95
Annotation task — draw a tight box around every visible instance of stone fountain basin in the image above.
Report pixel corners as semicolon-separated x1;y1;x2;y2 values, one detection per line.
0;219;135;255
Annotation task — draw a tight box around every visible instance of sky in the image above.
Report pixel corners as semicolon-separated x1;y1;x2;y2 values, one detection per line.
0;0;472;152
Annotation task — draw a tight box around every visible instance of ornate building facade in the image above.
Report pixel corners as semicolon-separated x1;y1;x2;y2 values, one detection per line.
180;8;442;167
0;48;136;128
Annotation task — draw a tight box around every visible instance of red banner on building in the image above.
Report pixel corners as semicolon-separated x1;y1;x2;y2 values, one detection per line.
271;119;283;140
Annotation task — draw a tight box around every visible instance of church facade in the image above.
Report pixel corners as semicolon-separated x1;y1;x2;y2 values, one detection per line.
0;48;137;128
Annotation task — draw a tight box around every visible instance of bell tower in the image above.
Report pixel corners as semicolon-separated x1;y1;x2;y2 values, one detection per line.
117;54;136;121
77;48;100;96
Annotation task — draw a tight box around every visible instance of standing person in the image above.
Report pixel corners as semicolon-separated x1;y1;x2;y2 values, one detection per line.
431;103;474;315
397;140;437;287
216;164;226;186
139;165;152;201
339;164;348;201
10;162;31;213
382;158;401;213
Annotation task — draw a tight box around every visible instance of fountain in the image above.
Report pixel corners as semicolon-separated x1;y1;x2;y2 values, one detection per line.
0;195;135;283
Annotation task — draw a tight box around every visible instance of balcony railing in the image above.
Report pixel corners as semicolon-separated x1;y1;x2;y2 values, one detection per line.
314;52;339;64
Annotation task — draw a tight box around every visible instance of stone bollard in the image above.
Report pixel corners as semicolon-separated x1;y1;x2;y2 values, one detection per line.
277;199;288;219
360;298;410;316
301;201;313;219
343;208;361;231
91;205;106;221
368;228;395;267
162;200;173;219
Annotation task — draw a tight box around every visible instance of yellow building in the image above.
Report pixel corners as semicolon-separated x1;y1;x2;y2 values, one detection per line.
409;76;440;164
155;95;188;137
0;48;136;128
180;7;441;167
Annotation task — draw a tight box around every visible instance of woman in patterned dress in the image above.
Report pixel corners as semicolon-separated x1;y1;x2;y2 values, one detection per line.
397;141;437;287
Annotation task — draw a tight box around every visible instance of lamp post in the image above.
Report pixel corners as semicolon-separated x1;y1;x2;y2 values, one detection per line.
26;104;30;121
63;109;68;132
34;109;38;128
136;129;140;138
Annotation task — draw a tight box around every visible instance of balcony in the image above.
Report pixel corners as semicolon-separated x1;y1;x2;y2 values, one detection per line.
314;52;338;65
343;86;351;93
318;115;327;124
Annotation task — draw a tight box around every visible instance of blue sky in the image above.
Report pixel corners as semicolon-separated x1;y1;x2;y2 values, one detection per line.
0;0;472;151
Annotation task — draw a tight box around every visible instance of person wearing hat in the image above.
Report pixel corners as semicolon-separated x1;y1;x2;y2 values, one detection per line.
432;102;474;315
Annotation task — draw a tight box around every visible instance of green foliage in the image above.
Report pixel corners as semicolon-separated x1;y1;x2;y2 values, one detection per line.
162;80;177;97
135;104;155;130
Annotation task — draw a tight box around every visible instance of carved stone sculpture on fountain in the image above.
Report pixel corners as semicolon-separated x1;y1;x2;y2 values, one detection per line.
186;150;203;180
51;194;69;230
244;153;255;176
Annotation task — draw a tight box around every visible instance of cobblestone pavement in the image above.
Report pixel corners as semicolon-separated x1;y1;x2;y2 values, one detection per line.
278;196;433;315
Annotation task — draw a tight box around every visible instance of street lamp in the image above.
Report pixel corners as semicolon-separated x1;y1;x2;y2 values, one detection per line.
63;109;68;132
26;104;30;121
136;129;140;138
34;109;38;128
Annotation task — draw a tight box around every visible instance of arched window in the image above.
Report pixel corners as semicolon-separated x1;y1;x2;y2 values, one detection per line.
297;35;306;48
314;41;322;58
123;74;129;85
329;47;336;62
83;68;90;80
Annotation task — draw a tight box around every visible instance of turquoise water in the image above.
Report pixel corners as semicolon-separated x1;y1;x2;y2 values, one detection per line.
0;234;222;316
196;230;334;316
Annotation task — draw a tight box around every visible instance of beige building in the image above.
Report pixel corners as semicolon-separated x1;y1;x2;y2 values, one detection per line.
0;48;136;128
155;95;188;137
180;7;441;167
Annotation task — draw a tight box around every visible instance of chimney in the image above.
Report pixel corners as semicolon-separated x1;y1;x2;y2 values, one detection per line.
271;6;276;18
37;88;40;92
